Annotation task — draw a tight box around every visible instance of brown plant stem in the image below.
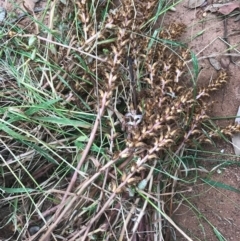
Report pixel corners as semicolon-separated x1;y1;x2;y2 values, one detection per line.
60;93;107;203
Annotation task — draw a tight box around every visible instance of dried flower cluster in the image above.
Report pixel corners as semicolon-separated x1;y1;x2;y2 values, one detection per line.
75;0;239;162
125;70;229;156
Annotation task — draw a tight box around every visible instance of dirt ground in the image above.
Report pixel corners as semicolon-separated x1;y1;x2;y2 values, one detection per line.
162;1;240;240
0;0;48;31
1;0;240;240
174;167;240;240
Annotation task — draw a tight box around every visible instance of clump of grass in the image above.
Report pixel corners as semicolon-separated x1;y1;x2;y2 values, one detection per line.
0;0;239;240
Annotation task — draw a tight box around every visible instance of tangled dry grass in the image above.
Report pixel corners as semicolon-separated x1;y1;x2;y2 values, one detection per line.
0;0;240;240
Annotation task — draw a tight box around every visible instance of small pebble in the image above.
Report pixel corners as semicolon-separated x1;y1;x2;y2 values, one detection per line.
29;226;40;235
209;57;221;70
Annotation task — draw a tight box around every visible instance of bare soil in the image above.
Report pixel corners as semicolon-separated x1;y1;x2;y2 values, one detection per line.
174;166;240;240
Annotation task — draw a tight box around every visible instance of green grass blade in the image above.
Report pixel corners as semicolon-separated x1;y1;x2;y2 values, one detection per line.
201;178;240;193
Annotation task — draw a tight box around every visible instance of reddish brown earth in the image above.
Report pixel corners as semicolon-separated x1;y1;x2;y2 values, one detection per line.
174;166;240;240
